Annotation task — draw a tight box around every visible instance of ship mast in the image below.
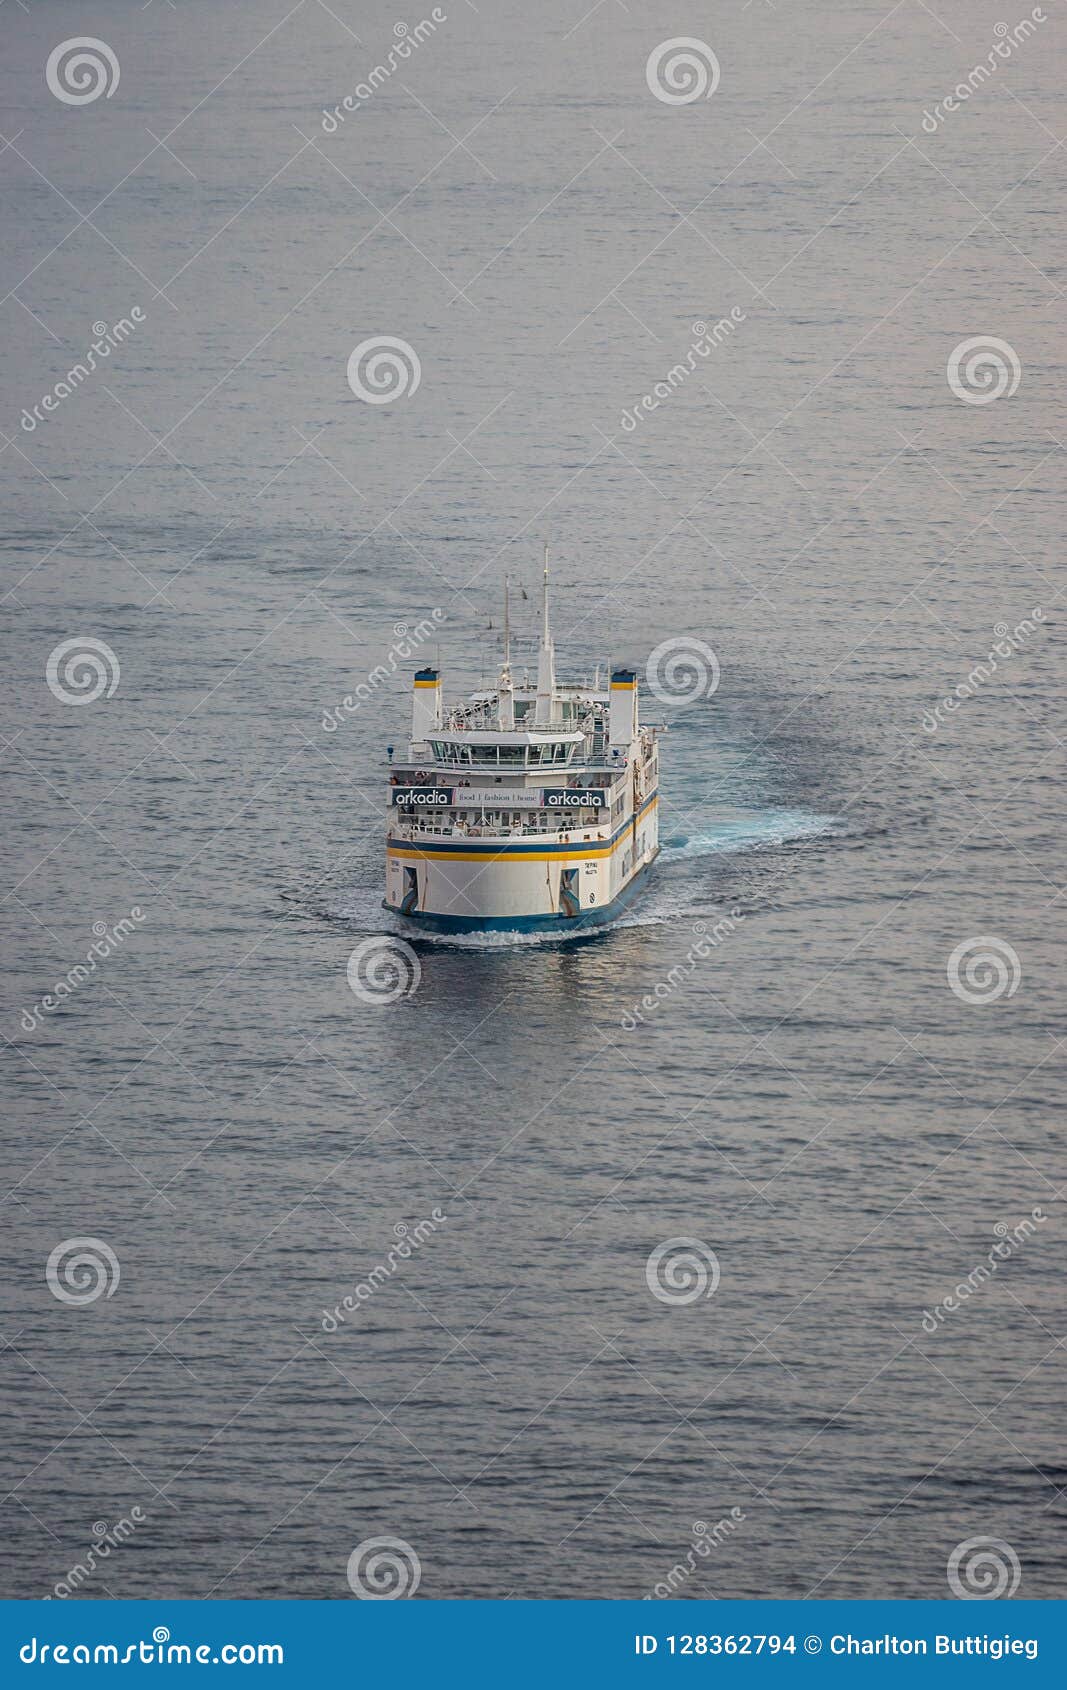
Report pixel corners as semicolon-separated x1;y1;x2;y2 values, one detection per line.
498;575;515;729
534;543;556;726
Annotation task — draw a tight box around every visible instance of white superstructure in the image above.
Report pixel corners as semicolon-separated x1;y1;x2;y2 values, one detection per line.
384;566;660;933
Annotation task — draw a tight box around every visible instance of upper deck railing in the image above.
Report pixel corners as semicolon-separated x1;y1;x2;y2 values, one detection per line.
388;760;625;782
388;817;609;842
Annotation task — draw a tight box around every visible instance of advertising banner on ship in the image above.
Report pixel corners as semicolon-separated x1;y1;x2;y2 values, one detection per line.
453;789;544;808
391;786;609;809
543;788;609;809
390;786;454;806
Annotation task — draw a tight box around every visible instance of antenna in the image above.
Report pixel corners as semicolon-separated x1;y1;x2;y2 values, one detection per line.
498;573;515;729
503;574;511;667
542;542;550;645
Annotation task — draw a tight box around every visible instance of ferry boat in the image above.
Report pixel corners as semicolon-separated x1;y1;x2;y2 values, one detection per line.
383;560;661;933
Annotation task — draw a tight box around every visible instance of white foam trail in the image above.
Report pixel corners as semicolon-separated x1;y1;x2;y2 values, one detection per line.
410;925;583;950
661;809;836;860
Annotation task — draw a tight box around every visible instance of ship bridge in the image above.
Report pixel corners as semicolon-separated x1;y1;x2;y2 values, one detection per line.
425;729;585;771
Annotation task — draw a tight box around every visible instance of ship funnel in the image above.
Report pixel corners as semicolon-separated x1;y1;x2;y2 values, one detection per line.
609;668;637;749
411;666;442;743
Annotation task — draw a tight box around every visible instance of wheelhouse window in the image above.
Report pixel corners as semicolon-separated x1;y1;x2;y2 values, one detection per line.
537;743;572;765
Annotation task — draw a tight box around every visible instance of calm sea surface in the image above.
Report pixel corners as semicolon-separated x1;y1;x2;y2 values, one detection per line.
1;0;1064;1600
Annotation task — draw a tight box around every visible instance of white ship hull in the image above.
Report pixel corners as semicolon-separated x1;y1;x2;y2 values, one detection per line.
385;793;659;933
